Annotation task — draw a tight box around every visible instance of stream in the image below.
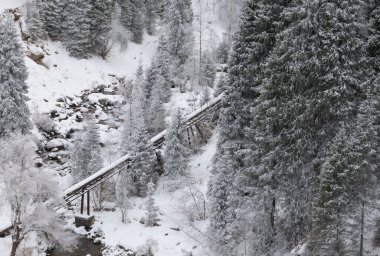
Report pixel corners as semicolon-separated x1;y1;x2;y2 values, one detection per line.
48;236;103;256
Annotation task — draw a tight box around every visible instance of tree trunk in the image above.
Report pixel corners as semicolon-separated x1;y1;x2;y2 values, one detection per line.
10;241;20;256
10;224;22;256
359;201;365;256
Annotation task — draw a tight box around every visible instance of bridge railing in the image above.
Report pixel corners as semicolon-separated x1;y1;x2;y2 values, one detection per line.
63;93;224;203
63;154;130;203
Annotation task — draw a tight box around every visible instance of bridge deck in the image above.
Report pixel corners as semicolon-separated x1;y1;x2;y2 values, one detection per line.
62;94;223;203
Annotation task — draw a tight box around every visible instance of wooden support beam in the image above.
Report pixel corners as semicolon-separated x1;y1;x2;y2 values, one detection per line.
190;125;196;139
80;193;84;215
186;128;192;148
195;124;208;144
87;191;90;216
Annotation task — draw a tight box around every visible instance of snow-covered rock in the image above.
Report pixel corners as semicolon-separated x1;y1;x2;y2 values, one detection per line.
88;93;124;106
45;138;71;151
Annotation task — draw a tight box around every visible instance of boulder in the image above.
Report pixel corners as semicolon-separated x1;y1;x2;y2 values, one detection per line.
45;138;69;151
28;51;44;62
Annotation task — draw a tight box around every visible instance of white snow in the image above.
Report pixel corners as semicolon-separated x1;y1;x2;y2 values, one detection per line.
0;0;25;11
88;93;124;106
26;37;158;113
84;133;218;256
45;138;72;151
0;0;226;254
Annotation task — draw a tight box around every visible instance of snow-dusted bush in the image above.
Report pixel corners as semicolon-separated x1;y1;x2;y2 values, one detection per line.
136;239;157;256
32;112;55;133
100;3;131;59
178;185;207;222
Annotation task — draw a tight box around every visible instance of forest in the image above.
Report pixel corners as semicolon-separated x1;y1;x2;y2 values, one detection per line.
0;0;380;255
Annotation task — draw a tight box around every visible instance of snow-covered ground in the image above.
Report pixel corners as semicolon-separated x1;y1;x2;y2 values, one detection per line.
27;37;158;113
77;133;218;256
0;0;26;11
0;0;225;254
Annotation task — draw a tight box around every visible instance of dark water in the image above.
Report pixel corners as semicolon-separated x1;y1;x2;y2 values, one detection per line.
48;237;103;256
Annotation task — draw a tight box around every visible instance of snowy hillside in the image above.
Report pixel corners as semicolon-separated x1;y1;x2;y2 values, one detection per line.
0;0;229;255
2;0;375;255
27;38;158;112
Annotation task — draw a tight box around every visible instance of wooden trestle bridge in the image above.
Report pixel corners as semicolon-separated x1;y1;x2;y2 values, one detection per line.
61;94;223;217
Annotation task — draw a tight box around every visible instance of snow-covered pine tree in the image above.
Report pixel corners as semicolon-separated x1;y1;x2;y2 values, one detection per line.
71;119;103;184
44;0;66;40
120;66;147;153
163;108;189;178
200;86;210;106
253;0;369;250
200;50;216;88
0;17;31;138
147;75;166;135
308;96;379;255
27;0;48;42
207;150;238;256
208;0;290;253
144;0;161;35
85;121;104;209
306;135;349;256
89;0;115;55
144;181;160;227
369;0;380;73
165;0;194;65
127;109;156;197
215;37;230;64
154;35;172;102
121;66;156;197
71;119;105;208
63;0;93;58
214;73;228;97
119;0;144;44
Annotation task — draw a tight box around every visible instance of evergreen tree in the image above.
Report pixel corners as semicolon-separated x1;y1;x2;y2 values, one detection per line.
71;119;103;184
369;0;380;72
215;38;230;64
154;36;172;102
254;0;369;248
163;108;189;177
122;67;156;197
0;17;31;138
200;86;211;106
89;0;115;55
127;113;156;197
27;0;48;42
64;0;93;58
147;75;166;135
119;0;144;44
308;97;379;255
144;0;161;35
208;0;290;253
214;73;228;97
165;0;194;65
200;51;216;88
207;150;238;256
44;0;66;40
144;181;160;227
121;66;147;154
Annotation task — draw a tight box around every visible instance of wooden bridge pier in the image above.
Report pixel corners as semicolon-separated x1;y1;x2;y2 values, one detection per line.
80;191;91;216
76;190;94;228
